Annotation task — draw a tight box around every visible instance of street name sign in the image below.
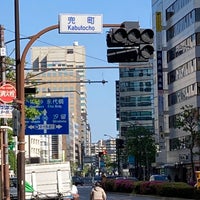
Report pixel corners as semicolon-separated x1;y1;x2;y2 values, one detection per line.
25;97;69;135
59;14;103;33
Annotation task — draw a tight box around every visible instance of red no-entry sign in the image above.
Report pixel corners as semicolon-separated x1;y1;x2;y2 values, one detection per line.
0;83;16;103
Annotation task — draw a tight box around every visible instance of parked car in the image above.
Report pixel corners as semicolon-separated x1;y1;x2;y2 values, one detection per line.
125;177;138;181
10;177;17;200
149;174;169;182
72;176;84;186
115;176;138;181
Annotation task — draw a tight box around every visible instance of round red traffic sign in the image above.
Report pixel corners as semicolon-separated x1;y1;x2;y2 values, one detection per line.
0;83;16;103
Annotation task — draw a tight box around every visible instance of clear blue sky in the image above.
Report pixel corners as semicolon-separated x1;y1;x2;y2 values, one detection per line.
0;0;152;142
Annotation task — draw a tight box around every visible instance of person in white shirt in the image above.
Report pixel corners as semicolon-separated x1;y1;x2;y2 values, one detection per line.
71;182;79;200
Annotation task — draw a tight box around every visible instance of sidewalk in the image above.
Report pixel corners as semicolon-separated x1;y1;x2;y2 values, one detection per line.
130;194;195;200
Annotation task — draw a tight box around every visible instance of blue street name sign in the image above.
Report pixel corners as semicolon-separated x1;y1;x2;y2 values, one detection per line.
25;97;69;135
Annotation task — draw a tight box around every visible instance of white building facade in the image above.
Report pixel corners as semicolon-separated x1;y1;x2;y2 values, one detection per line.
152;0;200;182
25;43;91;166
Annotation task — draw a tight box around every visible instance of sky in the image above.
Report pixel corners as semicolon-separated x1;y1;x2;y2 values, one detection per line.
0;0;152;142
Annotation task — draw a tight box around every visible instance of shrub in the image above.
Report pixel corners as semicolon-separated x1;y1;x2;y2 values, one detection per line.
113;179;135;193
158;182;194;198
104;179;196;199
104;179;136;193
139;181;165;195
103;179;115;192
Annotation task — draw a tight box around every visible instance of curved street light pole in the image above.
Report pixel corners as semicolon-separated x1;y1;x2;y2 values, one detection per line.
104;134;114;139
15;1;121;198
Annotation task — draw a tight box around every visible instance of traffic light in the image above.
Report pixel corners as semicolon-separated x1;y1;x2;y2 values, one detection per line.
12;108;21;136
103;150;107;155
98;152;103;157
107;28;154;47
8;140;15;151
116;138;124;149
107;46;154;63
106;22;154;63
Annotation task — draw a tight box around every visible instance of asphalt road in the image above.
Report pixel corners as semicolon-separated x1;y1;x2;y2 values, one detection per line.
77;185;195;200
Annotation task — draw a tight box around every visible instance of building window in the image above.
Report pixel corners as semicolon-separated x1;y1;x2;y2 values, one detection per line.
168;83;197;106
167;33;196;63
166;0;191;21
67;49;74;54
168;58;196;84
166;9;197;42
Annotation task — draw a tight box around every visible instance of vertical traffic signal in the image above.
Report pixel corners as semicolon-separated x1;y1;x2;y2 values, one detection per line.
106;22;154;63
103;150;107;155
12;108;21;136
116;138;124;149
98;152;103;157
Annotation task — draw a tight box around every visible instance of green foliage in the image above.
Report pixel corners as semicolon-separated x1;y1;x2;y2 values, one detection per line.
4;56;41;175
175;105;200;181
104;179;196;199
70;162;79;176
82;164;90;176
176;105;200;130
158;182;194;198
8;150;17;173
125;126;156;172
25;98;41;120
4;57;15;82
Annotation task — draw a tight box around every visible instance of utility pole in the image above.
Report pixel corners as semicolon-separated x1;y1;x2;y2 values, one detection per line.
14;1;26;200
0;25;10;200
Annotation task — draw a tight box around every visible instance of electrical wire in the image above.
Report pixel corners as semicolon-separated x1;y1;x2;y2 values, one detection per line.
4;28;119;69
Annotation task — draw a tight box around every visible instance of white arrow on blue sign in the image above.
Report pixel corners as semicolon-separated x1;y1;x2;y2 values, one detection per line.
25;97;69;135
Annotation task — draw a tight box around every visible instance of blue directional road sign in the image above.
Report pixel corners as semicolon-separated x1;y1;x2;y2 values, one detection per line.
25;97;69;135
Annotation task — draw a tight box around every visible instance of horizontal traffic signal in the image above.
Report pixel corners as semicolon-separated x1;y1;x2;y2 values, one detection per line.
107;45;154;63
106;28;154;47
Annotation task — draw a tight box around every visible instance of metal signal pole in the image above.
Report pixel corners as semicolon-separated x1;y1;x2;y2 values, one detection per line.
14;1;26;200
0;25;11;200
13;1;121;197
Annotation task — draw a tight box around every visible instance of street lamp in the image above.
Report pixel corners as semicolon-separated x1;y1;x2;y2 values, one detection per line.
104;134;115;139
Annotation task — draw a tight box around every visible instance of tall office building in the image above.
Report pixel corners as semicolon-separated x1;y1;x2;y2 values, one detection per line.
25;43;91;165
152;0;200;181
118;63;154;135
117;61;154;174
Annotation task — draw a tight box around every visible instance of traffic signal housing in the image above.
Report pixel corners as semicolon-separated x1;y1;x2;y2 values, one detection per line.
116;138;124;149
107;28;154;47
12;108;21;136
106;22;154;63
98;152;103;157
103;150;107;155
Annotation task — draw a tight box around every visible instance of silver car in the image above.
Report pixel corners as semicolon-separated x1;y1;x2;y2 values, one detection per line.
10;177;17;200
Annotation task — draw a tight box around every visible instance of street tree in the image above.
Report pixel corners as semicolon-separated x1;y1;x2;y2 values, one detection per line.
4;57;40;172
125;126;156;180
175;105;200;182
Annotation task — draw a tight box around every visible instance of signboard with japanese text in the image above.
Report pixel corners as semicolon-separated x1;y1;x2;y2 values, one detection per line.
0;83;16;103
0;104;14;118
25;97;69;135
157;50;163;90
59;14;103;33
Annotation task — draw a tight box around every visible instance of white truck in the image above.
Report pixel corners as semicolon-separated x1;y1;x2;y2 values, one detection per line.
25;162;73;200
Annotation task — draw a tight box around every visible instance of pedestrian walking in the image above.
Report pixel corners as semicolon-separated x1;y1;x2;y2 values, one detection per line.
90;181;107;200
71;182;80;200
